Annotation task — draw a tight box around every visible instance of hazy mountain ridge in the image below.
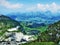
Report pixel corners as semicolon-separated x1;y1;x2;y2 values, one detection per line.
7;12;60;24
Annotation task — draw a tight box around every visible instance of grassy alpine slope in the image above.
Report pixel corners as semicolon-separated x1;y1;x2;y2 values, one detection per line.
22;21;60;45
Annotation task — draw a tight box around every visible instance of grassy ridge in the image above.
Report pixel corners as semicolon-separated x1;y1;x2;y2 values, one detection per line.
22;42;56;45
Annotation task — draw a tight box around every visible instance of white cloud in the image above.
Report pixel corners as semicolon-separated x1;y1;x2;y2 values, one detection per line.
26;7;36;11
37;3;46;11
37;2;60;12
0;0;23;9
0;0;60;13
25;2;60;13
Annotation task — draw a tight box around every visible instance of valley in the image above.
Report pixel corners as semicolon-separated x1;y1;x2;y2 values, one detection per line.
0;15;60;45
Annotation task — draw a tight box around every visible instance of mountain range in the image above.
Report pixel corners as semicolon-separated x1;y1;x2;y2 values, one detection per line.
7;11;60;24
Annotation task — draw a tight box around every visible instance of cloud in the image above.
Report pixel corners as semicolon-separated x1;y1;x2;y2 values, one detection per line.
0;0;60;13
37;2;60;12
0;0;23;9
25;2;60;13
26;6;36;11
37;3;47;11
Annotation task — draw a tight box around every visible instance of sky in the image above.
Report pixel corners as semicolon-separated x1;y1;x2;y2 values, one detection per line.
0;0;60;15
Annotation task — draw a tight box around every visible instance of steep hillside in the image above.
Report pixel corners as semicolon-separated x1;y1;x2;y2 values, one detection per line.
36;21;60;44
0;15;22;29
0;15;23;36
22;21;60;45
48;21;60;31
